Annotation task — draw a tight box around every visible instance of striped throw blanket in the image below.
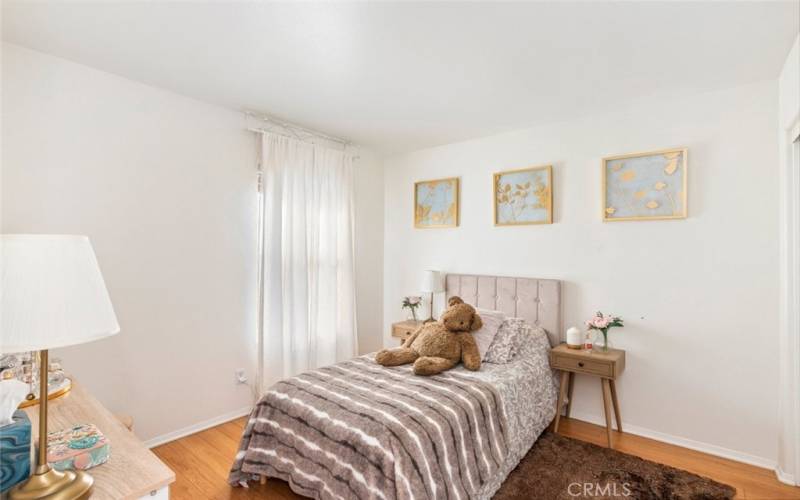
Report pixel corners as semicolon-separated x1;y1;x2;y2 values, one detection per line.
229;355;509;500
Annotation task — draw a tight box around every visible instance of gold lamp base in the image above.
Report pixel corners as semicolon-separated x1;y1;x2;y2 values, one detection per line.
10;350;94;500
9;465;93;500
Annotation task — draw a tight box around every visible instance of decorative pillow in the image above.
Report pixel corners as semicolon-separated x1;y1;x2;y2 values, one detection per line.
471;308;506;360
485;317;527;364
514;323;550;357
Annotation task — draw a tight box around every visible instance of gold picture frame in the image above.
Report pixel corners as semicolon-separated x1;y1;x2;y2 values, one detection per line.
414;177;459;228
602;147;688;222
493;165;553;226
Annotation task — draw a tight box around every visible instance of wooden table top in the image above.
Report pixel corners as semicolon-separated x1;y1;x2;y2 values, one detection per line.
23;381;175;500
550;343;625;362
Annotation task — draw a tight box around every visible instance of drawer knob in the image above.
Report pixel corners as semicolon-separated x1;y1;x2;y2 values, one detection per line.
577;362;584;368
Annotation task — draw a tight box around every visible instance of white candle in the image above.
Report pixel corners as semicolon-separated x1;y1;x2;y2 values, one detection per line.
566;326;582;348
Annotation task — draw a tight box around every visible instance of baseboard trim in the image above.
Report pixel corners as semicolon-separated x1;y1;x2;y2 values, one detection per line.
776;466;798;486
144;406;253;448
567;410;777;471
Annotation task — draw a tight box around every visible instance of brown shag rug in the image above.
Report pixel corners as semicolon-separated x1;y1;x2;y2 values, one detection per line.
494;432;736;500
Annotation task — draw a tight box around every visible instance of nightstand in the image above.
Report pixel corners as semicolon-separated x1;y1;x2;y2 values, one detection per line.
549;343;626;448
391;320;424;344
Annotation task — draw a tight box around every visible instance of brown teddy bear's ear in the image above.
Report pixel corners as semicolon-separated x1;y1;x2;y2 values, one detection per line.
448;296;464;306
470;312;483;332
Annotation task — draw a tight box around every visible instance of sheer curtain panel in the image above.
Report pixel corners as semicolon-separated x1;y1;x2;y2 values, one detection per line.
259;133;357;391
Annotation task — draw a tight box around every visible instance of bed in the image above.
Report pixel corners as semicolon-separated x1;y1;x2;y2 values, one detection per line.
229;274;562;500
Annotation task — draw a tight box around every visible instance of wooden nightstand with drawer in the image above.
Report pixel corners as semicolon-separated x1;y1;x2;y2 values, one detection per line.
391;320;424;345
549;344;625;448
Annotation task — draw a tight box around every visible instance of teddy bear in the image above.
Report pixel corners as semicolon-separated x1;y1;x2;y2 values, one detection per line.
375;296;482;376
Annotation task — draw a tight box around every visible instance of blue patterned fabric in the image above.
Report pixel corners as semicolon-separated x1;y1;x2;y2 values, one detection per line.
0;410;31;493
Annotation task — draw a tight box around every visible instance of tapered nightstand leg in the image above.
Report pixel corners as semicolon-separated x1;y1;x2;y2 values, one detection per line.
565;372;575;418
554;371;569;432
601;378;613;448
609;379;622;432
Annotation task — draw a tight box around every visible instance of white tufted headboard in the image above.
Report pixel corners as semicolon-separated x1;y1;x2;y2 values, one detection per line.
445;274;563;346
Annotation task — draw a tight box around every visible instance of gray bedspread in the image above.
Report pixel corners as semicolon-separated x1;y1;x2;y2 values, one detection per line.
228;328;557;500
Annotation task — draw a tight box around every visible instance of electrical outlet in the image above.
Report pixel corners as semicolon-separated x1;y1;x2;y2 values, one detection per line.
235;369;247;384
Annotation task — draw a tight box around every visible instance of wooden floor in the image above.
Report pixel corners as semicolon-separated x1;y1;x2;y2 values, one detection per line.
152;416;800;500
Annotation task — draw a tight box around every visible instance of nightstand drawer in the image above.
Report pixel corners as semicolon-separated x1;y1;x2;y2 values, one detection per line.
392;325;417;338
551;354;613;377
391;320;424;344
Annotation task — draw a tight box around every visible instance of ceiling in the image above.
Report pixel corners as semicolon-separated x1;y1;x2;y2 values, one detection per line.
3;2;798;153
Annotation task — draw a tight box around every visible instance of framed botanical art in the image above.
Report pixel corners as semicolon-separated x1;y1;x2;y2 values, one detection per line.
602;148;687;222
493;165;553;225
414;177;459;228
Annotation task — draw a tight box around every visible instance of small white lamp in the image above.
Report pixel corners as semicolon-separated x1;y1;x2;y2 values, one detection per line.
420;270;444;323
2;235;120;500
566;326;583;349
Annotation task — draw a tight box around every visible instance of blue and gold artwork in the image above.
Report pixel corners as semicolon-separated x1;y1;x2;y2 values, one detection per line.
414;177;459;228
494;165;553;225
603;148;687;221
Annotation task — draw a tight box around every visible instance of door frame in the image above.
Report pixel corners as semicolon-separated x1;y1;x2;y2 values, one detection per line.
778;121;800;486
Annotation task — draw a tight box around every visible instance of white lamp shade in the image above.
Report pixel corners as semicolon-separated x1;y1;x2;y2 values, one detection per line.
1;235;120;353
420;270;444;293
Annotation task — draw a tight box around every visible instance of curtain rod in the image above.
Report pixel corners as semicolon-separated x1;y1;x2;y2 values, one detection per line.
244;111;352;146
246;126;360;160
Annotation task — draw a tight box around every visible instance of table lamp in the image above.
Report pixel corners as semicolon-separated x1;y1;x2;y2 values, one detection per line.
1;235;120;500
420;270;444;323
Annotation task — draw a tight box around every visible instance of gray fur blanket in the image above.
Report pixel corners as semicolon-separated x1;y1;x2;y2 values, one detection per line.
229;355;509;500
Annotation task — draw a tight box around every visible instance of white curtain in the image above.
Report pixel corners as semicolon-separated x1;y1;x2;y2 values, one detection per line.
259;132;357;389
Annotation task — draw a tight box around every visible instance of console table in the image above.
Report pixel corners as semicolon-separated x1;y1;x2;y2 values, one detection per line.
22;380;175;499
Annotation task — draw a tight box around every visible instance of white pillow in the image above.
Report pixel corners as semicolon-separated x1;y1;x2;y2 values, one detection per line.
471;308;506;360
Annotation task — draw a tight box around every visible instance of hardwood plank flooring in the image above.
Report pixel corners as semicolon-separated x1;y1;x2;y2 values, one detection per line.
152;417;299;500
153;416;800;499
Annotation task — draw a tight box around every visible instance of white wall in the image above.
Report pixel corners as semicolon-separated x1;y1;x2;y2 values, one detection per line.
779;37;799;132
1;43;384;442
384;80;780;465
354;148;385;353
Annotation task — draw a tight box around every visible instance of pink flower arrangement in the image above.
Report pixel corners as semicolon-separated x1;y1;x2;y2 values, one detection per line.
402;296;422;321
585;311;624;351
